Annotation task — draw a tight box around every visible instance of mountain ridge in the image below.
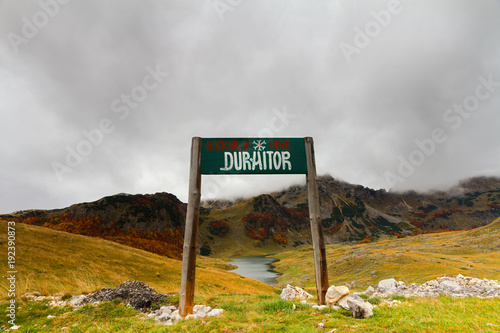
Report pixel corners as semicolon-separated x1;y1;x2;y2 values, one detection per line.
2;176;499;258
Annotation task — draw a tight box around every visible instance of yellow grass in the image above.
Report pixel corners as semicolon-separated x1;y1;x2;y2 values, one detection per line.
274;217;500;294
0;220;276;299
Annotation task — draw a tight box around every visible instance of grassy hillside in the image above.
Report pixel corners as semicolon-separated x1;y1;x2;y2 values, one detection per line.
3;293;500;332
3;176;498;263
0;220;276;298
198;198;311;258
2;219;500;332
274;217;500;295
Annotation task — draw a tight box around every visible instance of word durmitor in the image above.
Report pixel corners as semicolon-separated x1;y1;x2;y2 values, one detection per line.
220;151;292;171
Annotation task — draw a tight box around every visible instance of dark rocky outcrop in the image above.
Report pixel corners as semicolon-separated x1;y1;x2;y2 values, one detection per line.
81;281;169;311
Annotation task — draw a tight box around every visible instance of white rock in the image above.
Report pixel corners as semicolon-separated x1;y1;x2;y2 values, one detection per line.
67;295;85;307
325;286;350;306
157;313;171;321
364;286;375;295
10;325;20;330
440;280;462;293
206;309;224;317
337;294;364;310
312;305;329;310
317;322;325;328
158;306;173;317
280;285;313;301
22;291;41;297
170;310;182;321
346;299;374;319
193;305;203;311
377;278;398;292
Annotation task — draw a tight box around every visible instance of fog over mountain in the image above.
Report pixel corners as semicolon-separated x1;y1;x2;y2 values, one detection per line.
0;0;499;213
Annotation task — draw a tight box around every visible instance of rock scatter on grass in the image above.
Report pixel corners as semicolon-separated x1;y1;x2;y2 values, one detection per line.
364;274;500;298
146;304;224;326
281;284;374;319
22;280;224;325
281;274;500;319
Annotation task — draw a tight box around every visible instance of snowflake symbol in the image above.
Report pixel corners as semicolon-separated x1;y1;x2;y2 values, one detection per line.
253;140;266;151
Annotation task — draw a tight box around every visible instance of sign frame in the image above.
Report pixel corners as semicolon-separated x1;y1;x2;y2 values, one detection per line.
200;137;308;175
179;137;328;316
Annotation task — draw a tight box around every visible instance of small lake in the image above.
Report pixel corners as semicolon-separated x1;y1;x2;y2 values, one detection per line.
229;256;281;286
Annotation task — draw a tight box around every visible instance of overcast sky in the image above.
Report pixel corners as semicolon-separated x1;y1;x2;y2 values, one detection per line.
1;0;500;213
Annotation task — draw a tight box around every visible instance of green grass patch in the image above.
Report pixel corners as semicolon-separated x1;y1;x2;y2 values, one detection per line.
390;295;413;302
2;294;500;332
367;297;382;305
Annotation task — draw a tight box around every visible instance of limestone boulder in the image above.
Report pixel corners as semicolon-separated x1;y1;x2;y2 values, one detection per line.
364;286;375;295
325;285;350;306
346;299;374;319
280;285;314;301
377;278;398;293
337;294;364;310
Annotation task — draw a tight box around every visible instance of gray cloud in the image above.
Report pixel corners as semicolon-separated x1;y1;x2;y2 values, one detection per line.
1;0;499;213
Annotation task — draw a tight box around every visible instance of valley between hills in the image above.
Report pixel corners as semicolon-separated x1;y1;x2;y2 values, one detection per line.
1;175;499;295
1;176;500;332
2;175;499;259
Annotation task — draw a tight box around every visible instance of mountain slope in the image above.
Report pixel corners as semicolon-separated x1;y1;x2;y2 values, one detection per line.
272;175;500;233
1;193;187;259
2;176;499;259
0;221;276;298
273;217;500;292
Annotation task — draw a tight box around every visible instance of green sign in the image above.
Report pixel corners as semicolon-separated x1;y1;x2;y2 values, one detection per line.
200;138;307;174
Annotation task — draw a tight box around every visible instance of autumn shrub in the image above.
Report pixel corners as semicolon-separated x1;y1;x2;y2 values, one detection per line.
17;213;184;259
242;213;288;241
272;232;288;245
360;235;372;243
208;220;230;237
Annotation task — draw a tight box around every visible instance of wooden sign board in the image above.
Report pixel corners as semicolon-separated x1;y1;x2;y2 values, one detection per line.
200;138;307;174
179;137;328;317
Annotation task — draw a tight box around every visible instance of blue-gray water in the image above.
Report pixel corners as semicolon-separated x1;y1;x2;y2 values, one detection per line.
229;256;280;286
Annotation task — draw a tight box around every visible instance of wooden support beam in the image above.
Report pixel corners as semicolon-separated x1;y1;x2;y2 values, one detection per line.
305;137;329;304
179;137;202;317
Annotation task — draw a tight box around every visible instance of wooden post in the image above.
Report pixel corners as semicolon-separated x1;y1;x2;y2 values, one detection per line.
305;137;329;304
179;137;202;317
